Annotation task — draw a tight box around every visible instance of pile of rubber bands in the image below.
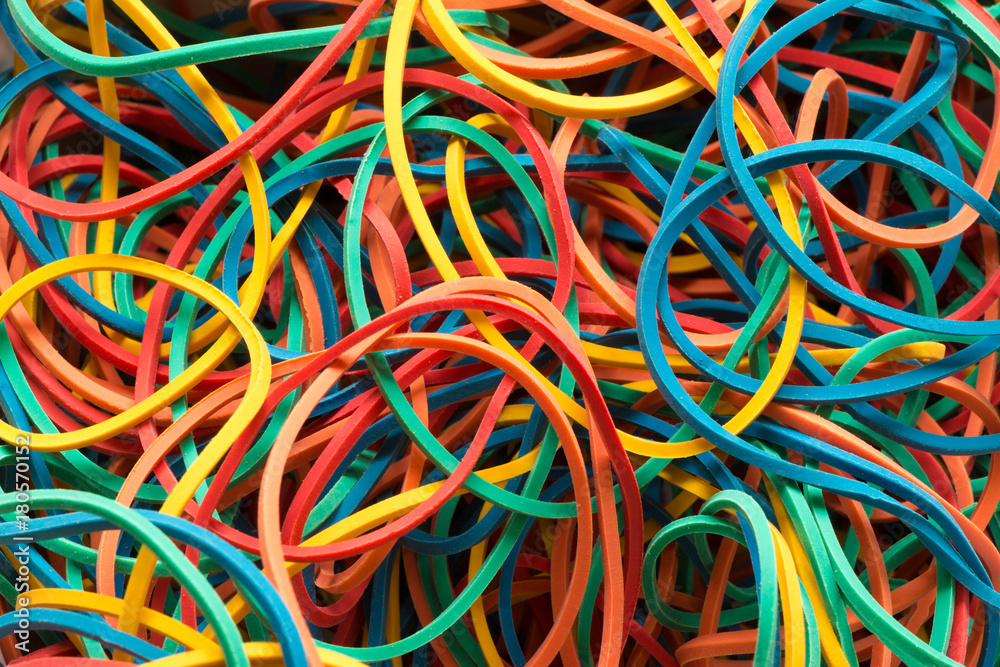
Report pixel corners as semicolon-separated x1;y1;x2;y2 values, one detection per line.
6;0;1000;664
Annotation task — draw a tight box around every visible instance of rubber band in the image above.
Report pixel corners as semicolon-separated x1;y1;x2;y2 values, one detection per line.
3;0;1000;664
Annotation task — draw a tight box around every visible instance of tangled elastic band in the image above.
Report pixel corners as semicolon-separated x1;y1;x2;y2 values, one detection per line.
3;0;1000;665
